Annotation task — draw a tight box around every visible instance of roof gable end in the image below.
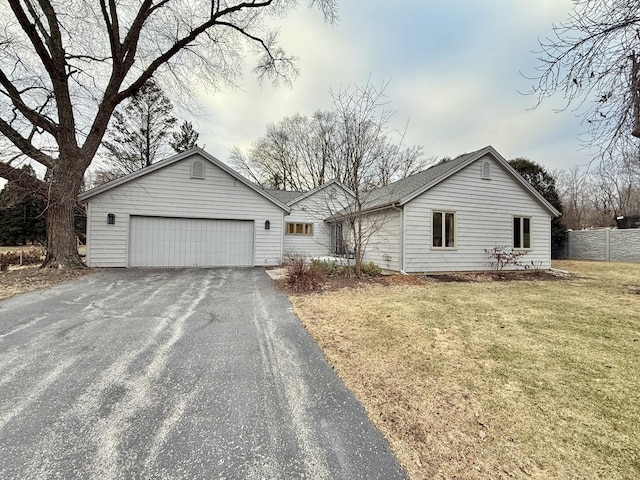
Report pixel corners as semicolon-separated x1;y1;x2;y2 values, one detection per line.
288;179;355;206
397;146;560;217
78;147;291;213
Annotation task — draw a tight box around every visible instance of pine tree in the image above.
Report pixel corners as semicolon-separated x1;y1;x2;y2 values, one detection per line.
170;121;200;153
0;166;46;246
102;79;177;173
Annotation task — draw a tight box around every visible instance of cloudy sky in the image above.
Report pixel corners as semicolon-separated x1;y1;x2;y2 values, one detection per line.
189;0;594;174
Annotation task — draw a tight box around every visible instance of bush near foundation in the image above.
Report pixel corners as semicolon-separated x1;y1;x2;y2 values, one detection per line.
284;256;325;292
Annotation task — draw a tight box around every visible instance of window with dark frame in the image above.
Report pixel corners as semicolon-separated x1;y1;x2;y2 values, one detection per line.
513;216;531;249
432;211;456;248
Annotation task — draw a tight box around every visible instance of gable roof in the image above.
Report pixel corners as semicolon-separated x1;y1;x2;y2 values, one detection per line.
329;145;560;218
265;179;354;206
289;179;355;206
264;189;305;205
78;147;291;213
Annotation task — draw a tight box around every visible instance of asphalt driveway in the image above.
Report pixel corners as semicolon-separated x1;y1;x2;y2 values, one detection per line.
0;268;406;479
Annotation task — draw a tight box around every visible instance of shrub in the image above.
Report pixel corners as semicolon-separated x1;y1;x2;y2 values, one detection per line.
312;259;337;276
312;259;350;277
285;256;325;292
361;261;382;276
485;246;526;270
309;259;381;277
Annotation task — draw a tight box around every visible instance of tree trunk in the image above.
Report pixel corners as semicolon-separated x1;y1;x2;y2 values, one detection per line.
355;219;362;278
42;163;85;269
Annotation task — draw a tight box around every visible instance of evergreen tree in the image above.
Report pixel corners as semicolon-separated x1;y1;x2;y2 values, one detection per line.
509;158;565;249
0;166;46;246
102;79;177;173
170;121;200;153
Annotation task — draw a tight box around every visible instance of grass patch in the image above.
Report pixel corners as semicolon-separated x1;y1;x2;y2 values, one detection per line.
289;261;640;479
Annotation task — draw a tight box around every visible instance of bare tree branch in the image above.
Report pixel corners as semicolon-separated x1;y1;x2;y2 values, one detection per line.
528;0;640;159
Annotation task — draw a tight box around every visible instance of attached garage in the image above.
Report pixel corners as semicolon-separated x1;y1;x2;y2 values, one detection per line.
129;217;254;267
78;148;290;268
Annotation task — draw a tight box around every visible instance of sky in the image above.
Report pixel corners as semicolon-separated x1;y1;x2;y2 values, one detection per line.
188;0;594;174
0;0;592;192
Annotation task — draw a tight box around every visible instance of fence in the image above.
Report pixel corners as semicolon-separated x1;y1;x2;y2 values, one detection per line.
553;229;640;262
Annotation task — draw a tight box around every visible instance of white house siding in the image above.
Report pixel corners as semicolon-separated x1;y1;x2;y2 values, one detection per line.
85;153;284;267
403;156;553;272
359;209;402;271
283;186;354;258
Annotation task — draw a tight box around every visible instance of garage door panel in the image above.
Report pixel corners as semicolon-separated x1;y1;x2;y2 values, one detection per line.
129;216;254;267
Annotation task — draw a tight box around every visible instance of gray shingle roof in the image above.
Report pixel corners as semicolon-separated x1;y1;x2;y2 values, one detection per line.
264;189;305;205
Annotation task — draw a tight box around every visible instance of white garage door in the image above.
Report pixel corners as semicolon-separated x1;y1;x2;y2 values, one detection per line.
129;216;254;267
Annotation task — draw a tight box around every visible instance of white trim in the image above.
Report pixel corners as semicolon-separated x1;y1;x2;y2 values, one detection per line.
400;206;406;272
85;202;92;266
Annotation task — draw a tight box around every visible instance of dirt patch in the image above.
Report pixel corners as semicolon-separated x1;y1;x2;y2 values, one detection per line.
276;272;428;294
424;269;571;283
0;266;90;301
278;269;569;294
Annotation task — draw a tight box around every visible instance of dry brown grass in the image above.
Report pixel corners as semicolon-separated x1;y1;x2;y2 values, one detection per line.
289;261;640;479
0;266;90;301
0;246;89;301
0;245;86;255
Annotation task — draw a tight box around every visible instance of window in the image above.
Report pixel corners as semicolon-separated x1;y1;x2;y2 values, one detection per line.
513;216;531;249
481;160;491;180
191;160;204;179
286;222;313;236
432;211;456;248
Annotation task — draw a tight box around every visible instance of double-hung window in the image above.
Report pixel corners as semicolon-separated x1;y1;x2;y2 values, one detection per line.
513;216;531;249
432;211;456;248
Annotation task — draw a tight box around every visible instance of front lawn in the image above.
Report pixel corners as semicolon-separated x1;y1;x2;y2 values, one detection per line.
289;261;640;479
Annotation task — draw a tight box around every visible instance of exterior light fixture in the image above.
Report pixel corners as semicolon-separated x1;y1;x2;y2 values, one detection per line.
107;213;115;225
264;220;271;230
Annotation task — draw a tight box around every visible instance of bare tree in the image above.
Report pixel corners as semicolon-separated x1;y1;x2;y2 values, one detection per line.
0;0;336;268
232;79;426;276
555;167;589;230
231;113;337;191
555;158;640;229
87;168;126;189
330;80;426;276
232;82;425;192
530;0;640;159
